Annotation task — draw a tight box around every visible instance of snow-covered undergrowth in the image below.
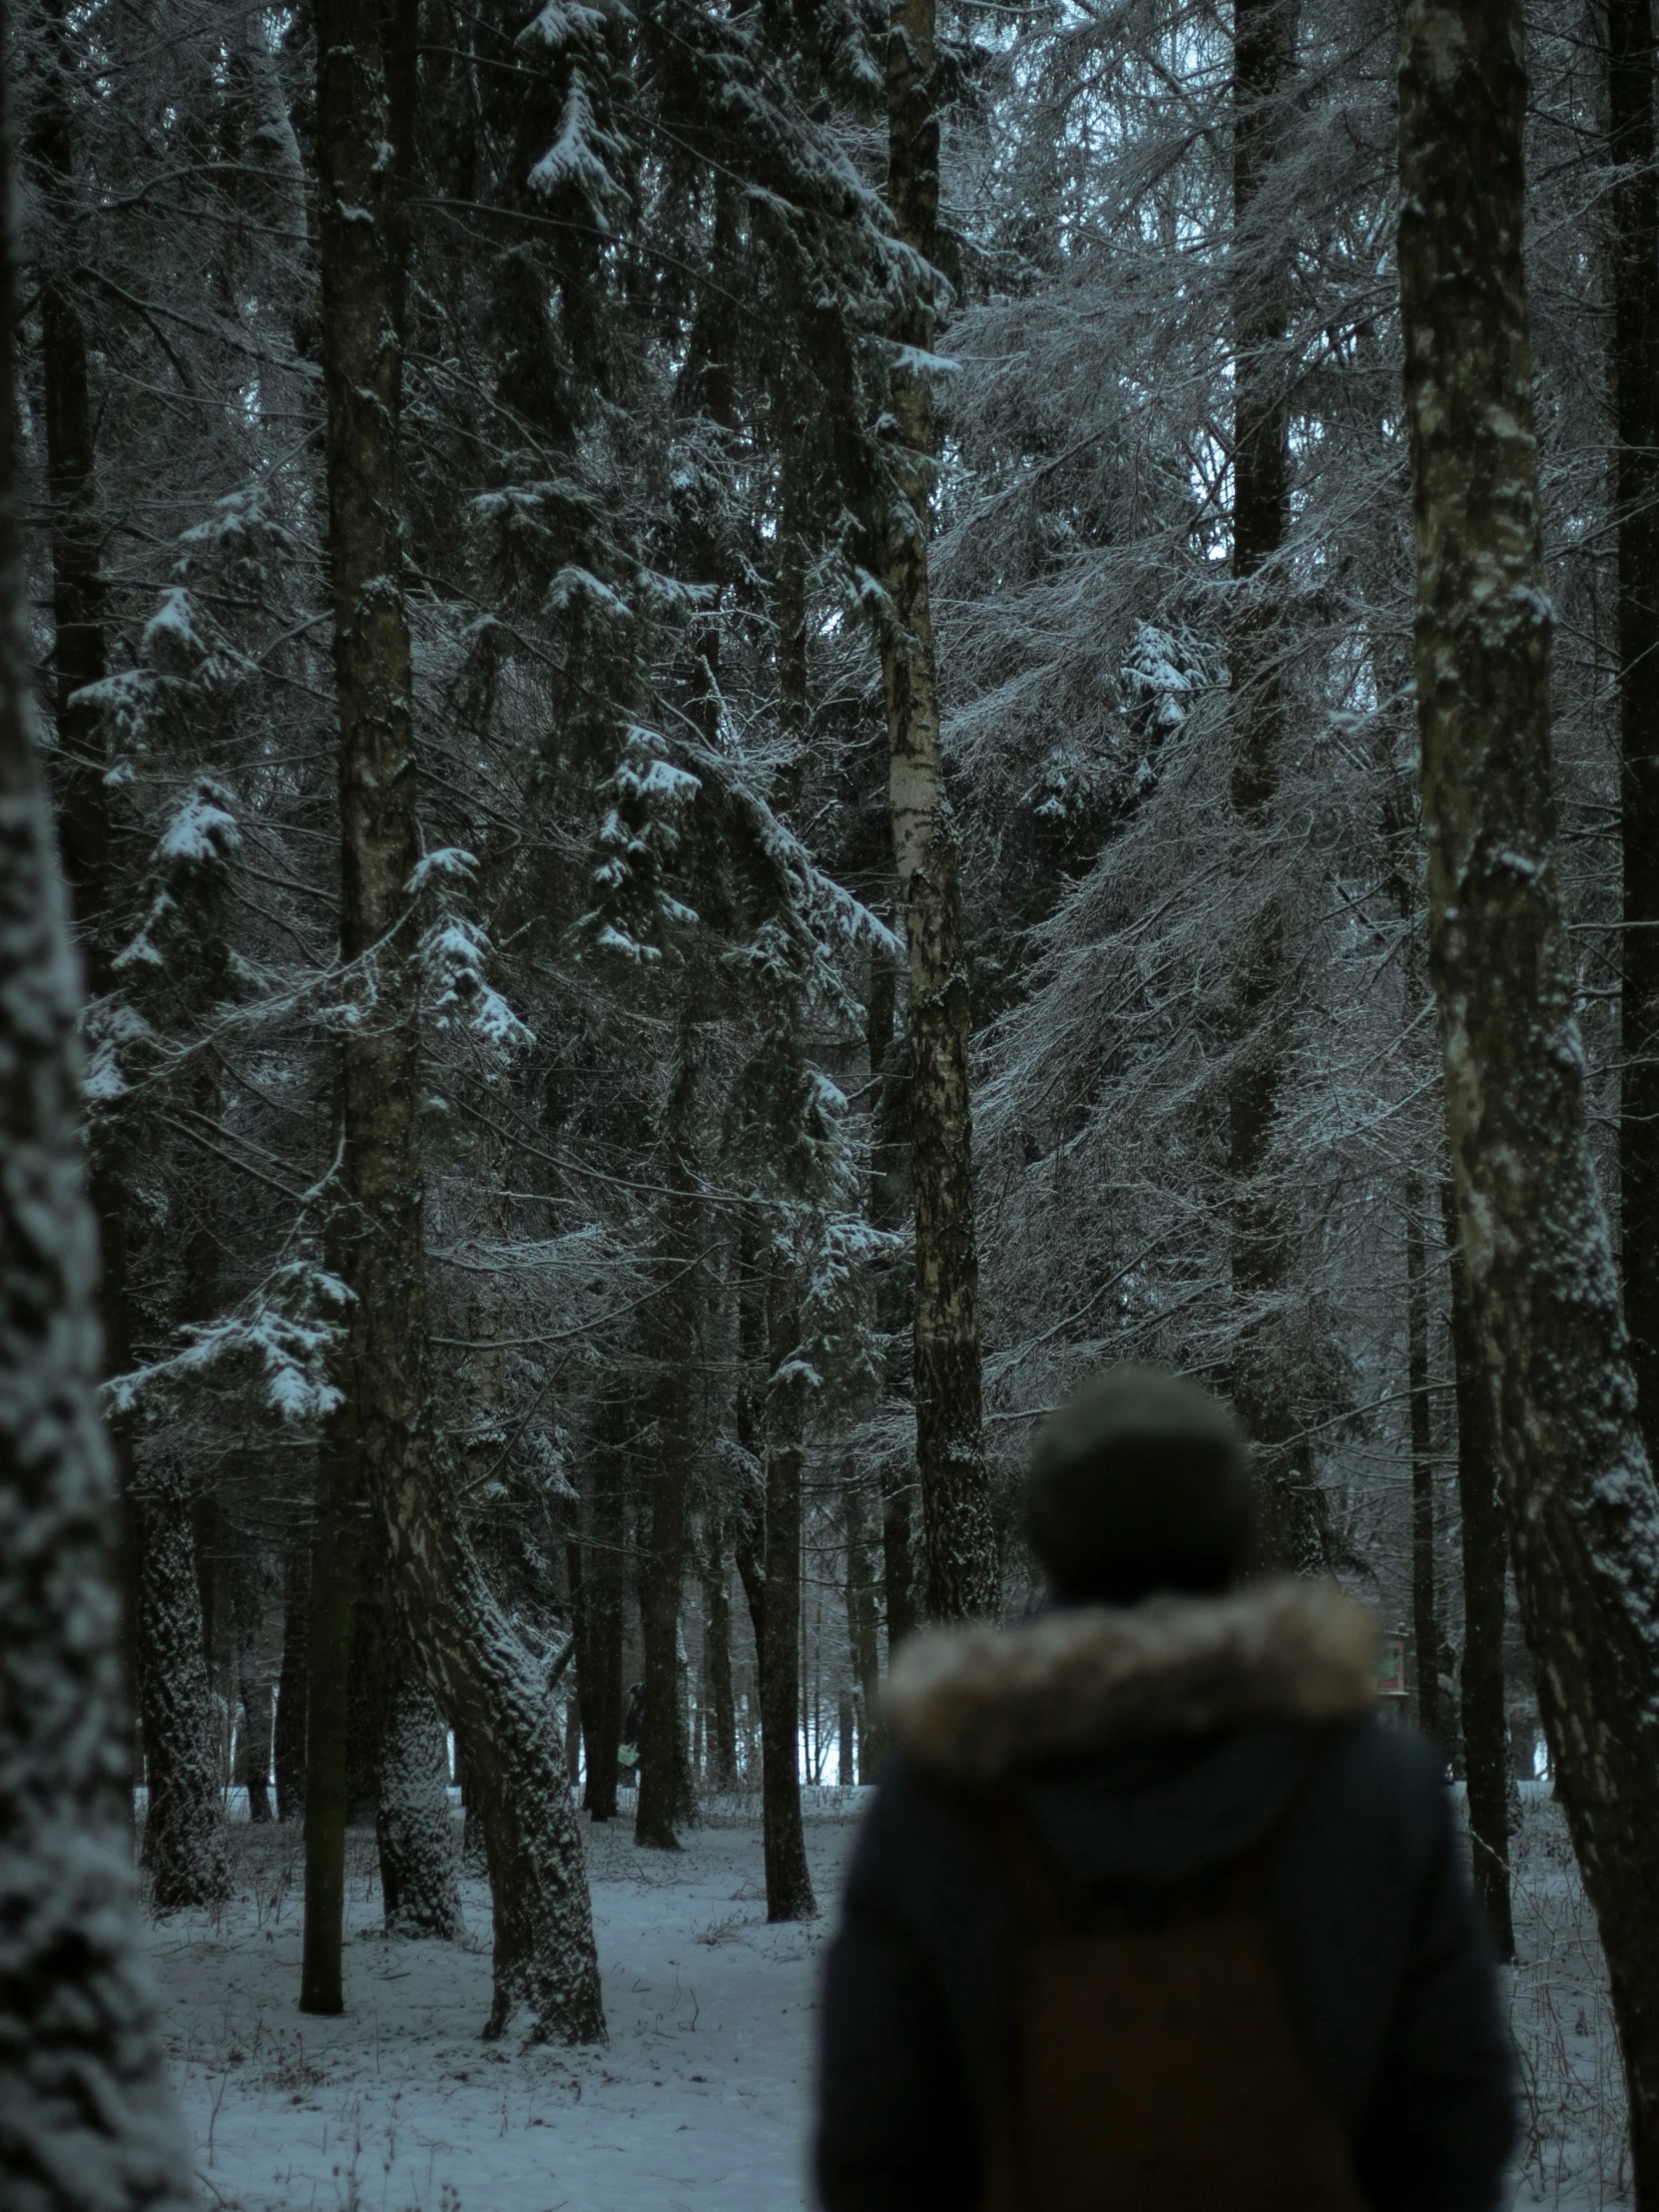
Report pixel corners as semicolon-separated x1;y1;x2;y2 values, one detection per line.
148;1789;861;2212
145;1781;1628;2211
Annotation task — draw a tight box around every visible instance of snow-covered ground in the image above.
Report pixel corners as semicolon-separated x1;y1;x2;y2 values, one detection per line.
151;1790;861;2212
147;1780;1631;2212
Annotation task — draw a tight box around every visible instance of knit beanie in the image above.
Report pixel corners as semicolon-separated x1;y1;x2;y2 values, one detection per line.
1025;1366;1257;1604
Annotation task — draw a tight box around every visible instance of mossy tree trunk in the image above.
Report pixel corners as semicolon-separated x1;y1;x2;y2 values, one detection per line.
1399;0;1659;2172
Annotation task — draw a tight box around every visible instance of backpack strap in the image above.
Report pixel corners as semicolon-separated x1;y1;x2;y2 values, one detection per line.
981;1788;1077;1938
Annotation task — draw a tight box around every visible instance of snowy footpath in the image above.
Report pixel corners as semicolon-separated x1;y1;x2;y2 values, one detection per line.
152;1793;861;2212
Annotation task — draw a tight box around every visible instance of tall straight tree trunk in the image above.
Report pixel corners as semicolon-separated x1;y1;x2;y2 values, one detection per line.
1439;1178;1514;1958
0;40;193;2178
736;1233;818;1922
571;1428;626;1822
636;1033;700;1850
1399;3;1659;2183
232;1549;274;1823
866;938;918;1654
1608;0;1659;1456
313;3;602;2042
881;0;995;1623
1404;1181;1441;1747
275;1525;309;1823
300;1344;357;2013
27;5;149;1787
701;1516;738;1791
843;1477;885;1778
1227;0;1323;1571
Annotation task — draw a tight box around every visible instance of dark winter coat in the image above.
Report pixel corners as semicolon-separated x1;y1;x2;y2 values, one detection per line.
815;1579;1514;2212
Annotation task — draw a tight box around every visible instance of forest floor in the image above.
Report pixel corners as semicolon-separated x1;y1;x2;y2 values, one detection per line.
151;1788;858;2212
147;1779;1629;2212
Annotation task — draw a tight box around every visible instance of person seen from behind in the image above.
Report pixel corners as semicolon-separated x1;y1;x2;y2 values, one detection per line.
815;1366;1514;2211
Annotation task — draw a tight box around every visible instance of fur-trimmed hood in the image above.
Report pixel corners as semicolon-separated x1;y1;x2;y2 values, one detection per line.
883;1578;1378;1784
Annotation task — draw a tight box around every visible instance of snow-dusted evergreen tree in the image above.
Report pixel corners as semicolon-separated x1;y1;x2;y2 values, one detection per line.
0;27;193;2193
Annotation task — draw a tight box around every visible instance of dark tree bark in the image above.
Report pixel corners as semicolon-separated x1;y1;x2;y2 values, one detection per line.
1399;2;1659;2181
843;1478;885;1779
636;1033;700;1850
1438;1178;1514;1959
275;1526;309;1823
736;1239;817;1922
701;1516;739;1791
26;3;150;1791
866;939;918;1657
1226;0;1325;1573
1404;1182;1441;1748
570;1429;626;1822
1607;0;1659;1458
0;33;193;2178
313;2;602;2041
232;1548;274;1823
880;1476;917;1655
135;1461;229;1908
300;1360;357;2014
136;1043;233;1893
880;0;995;1622
345;1566;388;1828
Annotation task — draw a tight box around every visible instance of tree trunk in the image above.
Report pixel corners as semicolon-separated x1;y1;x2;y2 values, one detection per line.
881;0;995;1623
571;1435;625;1822
136;1462;230;1907
881;1474;918;1656
754;1234;817;1920
232;1549;274;1823
701;1516;738;1791
300;1366;357;2014
275;1526;309;1823
0;57;193;2180
27;5;149;1798
346;1570;388;1828
376;1636;463;1940
1404;1181;1441;1748
1226;0;1324;1573
1608;0;1659;1461
843;1477;885;1778
1438;1179;1514;1960
314;2;602;2042
1398;4;1659;2184
636;1032;700;1851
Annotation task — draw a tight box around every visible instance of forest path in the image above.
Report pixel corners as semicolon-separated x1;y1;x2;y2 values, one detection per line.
151;1790;864;2212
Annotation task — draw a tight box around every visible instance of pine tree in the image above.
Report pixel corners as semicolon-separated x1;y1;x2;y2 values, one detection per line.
1399;0;1659;2180
879;0;996;1622
0;18;193;2186
309;0;604;2043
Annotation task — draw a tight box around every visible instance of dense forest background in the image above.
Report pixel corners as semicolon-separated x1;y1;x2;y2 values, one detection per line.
12;0;1659;2121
